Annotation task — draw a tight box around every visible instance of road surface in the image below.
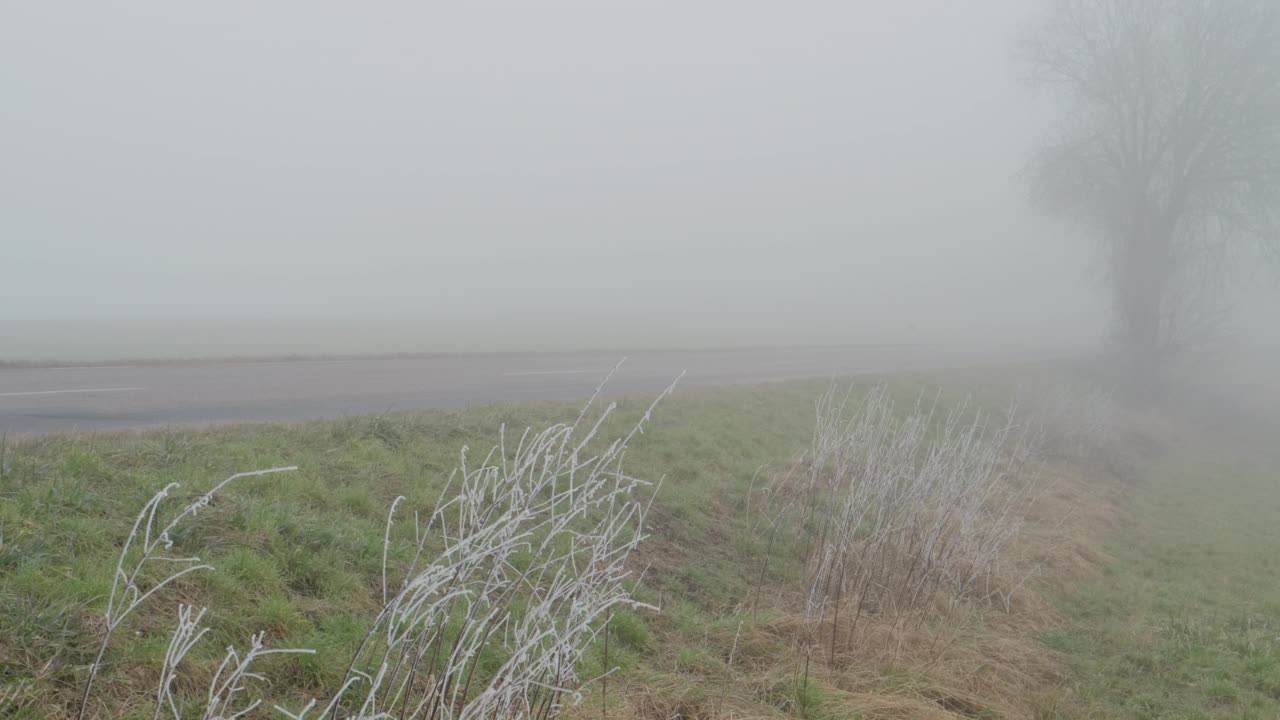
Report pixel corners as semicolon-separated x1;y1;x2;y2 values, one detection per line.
0;345;1057;435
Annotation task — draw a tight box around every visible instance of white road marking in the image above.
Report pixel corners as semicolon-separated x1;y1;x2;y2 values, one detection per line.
45;365;136;371
0;387;145;398
502;369;604;377
229;359;353;367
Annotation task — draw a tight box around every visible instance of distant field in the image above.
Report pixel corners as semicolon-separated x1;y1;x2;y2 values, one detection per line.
0;314;1095;365
0;316;902;363
1;367;1275;719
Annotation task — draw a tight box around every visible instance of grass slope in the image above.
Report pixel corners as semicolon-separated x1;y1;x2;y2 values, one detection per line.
3;367;1271;719
1048;400;1280;719
0;381;827;718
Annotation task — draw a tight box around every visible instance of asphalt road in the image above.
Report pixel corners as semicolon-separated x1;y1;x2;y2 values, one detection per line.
0;345;1057;435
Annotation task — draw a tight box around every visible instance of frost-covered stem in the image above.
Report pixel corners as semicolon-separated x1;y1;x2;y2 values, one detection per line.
77;467;297;720
383;496;406;605
154;604;209;720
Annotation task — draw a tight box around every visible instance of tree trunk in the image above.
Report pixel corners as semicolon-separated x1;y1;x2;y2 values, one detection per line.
1117;224;1168;403
1127;276;1163;401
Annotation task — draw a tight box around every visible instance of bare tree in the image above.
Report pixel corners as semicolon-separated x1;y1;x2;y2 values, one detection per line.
1023;0;1280;390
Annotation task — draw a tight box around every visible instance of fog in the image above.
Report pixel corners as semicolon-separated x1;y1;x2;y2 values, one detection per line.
8;7;1280;717
0;0;1214;360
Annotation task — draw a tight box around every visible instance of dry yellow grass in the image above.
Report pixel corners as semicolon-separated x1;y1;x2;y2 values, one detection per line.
592;447;1129;720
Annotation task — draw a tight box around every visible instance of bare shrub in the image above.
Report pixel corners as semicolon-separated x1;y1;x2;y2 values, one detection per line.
761;384;1037;664
1019;383;1118;461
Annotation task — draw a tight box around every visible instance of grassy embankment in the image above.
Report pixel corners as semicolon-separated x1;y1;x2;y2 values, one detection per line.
1;366;1274;719
1046;381;1280;719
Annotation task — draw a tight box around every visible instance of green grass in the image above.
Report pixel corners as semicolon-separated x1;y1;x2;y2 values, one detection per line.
1048;409;1280;719
6;365;1275;720
0;379;838;718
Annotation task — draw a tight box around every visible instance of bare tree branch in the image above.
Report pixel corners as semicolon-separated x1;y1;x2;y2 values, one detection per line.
1023;0;1280;376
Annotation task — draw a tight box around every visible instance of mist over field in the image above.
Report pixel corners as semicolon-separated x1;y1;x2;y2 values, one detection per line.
0;0;1123;361
0;308;1106;363
7;3;1280;720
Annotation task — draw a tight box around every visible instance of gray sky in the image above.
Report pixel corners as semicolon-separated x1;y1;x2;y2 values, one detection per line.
1;1;1110;356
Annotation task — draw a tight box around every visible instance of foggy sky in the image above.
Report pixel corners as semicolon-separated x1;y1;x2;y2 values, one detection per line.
1;1;1113;356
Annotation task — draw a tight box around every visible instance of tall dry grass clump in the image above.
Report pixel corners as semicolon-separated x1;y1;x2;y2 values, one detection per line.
76;370;678;720
757;385;1039;668
78;467;300;720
